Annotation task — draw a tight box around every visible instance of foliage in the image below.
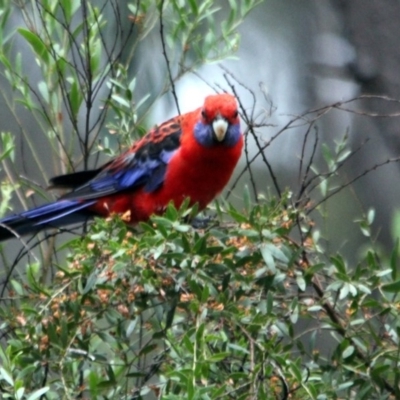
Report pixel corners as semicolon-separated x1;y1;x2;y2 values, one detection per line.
1;197;400;399
0;1;400;400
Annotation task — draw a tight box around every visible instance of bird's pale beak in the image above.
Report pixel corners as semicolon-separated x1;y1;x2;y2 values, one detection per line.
212;117;229;142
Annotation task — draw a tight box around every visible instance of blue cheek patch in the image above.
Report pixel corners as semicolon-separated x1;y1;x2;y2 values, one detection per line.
194;121;241;147
194;122;214;147
225;124;241;147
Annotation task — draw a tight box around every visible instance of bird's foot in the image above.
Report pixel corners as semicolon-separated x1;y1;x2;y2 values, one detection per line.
189;215;214;229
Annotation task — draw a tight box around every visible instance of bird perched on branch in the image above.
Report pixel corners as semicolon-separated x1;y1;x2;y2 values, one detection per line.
0;93;243;241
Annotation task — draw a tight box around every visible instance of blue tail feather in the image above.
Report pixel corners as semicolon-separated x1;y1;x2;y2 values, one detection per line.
0;199;95;241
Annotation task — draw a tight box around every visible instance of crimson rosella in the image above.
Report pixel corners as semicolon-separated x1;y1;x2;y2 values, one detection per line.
0;93;243;241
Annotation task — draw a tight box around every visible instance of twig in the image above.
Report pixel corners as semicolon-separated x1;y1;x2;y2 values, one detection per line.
159;0;181;115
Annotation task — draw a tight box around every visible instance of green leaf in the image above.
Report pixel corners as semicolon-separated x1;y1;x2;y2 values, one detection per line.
105;365;116;384
342;345;354;359
0;132;15;162
68;80;83;117
201;285;210;303
26;263;40;288
304;263;325;277
391;238;399;281
112;94;130;109
172;221;190;232
88;370;99;395
11;279;24;296
375;268;392;278
195;322;205;344
367;208;375;224
330;254;347;275
260;245;275;271
322;143;333;167
337;149;351;163
16;386;25;399
82;271;98;294
183;333;194;354
243;184;251;213
290;301;299;324
59;0;80;20
27;387;50;400
228;206;248;223
391;209;400;244
139;343;158;356
0;367;13;385
382;279;400;293
18;29;49;64
193;235;207;254
90;38;102;73
296;275;306;291
289;362;302;382
319;178;328;197
339;283;350;299
266;291;274;315
125;319;137;337
208;352;229;362
337;381;354;390
254;266;269;278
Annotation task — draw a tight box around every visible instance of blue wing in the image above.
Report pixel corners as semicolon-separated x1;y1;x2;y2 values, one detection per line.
57;120;182;201
0;119;182;241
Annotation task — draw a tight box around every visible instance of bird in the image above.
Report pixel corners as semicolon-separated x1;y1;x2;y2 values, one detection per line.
0;93;243;241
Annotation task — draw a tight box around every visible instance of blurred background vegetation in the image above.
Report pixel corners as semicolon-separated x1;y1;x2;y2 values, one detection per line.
1;0;400;399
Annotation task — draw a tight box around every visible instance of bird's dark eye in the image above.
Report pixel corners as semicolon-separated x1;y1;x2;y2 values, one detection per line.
201;109;206;119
